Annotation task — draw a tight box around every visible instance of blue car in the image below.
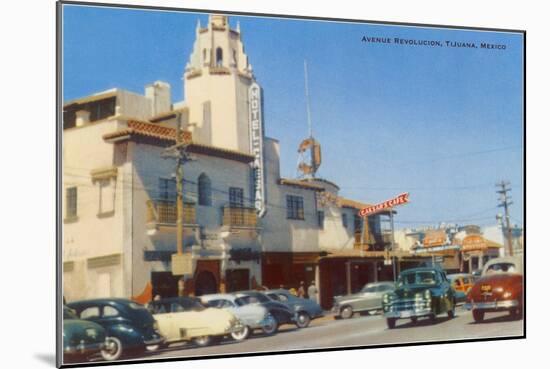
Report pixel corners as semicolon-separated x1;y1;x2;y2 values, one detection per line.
63;306;106;363
67;299;164;361
263;289;324;328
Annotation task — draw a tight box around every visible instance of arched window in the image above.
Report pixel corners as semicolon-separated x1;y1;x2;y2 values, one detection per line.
202;49;207;64
216;47;223;67
198;173;212;206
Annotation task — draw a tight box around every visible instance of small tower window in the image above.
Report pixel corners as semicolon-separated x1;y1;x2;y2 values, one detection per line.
198;173;212;206
216;47;223;67
202;48;207;64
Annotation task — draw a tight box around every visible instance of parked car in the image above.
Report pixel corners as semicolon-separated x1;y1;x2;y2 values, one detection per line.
232;291;297;333
67;299;164;361
332;282;395;319
63;306;106;363
382;267;456;329
465;256;524;323
447;273;475;304
263;289;324;328
148;296;243;346
201;293;277;339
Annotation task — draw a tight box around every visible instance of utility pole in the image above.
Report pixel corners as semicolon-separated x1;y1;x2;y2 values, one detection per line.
496;181;514;256
162;113;193;256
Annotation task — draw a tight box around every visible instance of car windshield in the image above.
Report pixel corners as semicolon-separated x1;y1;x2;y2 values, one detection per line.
398;271;439;286
149;298;205;314
361;285;377;293
486;262;517;274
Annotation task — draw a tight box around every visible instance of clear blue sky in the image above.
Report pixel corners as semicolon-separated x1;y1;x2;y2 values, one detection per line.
62;5;524;229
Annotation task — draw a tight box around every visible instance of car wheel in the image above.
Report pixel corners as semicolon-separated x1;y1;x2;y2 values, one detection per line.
193;336;212;347
509;308;521;319
340;306;354;319
296;312;311;328
261;314;278;335
101;337;123;361
231;325;250;341
428;313;437;323
447;305;456;319
473;309;484;323
410;317;418;324
386;318;396;329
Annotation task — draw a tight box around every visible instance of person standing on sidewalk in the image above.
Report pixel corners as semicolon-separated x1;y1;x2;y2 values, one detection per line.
297;281;306;298
308;281;318;303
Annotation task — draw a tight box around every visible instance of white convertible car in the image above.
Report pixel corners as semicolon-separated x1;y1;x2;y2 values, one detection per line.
147;297;244;346
201;293;278;339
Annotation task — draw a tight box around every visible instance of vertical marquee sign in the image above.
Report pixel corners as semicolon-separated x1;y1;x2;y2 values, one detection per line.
249;82;267;217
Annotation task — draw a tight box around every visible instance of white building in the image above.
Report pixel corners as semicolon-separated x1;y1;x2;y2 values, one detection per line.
62;14;396;309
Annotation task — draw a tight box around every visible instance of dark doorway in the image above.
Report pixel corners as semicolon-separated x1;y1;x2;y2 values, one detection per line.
151;272;178;299
194;271;217;296
225;269;250;292
350;263;372;293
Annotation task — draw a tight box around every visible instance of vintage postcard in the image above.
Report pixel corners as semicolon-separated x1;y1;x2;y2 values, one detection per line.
58;1;525;367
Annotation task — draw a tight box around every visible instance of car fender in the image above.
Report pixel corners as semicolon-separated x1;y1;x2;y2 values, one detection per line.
105;324;144;347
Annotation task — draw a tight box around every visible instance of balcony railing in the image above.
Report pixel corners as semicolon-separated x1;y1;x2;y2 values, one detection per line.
146;200;196;225
222;206;258;228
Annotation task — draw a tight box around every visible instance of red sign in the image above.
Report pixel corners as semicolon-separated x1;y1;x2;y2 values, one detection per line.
358;193;410;217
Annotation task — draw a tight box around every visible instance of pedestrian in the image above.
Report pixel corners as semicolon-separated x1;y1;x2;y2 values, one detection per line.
308;281;318;303
297;281;306;298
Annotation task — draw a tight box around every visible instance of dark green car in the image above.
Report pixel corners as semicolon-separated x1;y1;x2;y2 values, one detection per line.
63;306;106;363
382;267;456;329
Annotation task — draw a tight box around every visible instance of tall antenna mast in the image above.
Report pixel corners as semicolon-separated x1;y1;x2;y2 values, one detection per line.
304;60;313;138
296;60;322;179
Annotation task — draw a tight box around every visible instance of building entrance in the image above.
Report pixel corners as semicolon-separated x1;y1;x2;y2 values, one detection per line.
194;271;217;296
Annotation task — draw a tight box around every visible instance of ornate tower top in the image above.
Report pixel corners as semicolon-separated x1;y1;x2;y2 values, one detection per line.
184;14;253;78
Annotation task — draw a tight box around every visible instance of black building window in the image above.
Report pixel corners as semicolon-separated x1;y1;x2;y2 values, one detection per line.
66;187;77;218
198;173;212;206
317;211;325;229
159;178;176;202
216;47;223;67
342;213;348;228
229;187;244;207
354;215;362;233
286;195;305;220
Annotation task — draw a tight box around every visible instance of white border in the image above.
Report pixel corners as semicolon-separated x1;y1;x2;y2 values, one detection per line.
2;1;545;368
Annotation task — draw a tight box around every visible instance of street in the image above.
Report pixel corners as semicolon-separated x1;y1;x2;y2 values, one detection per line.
131;307;523;361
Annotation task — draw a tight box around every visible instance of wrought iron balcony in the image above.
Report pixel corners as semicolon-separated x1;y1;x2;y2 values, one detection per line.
222;206;258;228
146;200;196;225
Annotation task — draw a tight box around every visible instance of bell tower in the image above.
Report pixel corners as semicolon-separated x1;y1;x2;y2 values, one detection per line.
183;14;256;153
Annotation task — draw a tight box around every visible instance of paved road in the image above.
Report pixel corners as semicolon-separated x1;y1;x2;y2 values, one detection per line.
138;307;523;361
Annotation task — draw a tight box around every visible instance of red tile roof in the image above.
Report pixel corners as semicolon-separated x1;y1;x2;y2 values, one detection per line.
103;120;254;164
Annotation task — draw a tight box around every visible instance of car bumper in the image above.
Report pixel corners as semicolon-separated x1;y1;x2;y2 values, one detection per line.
64;342;105;356
143;334;165;346
384;308;433;319
464;299;519;311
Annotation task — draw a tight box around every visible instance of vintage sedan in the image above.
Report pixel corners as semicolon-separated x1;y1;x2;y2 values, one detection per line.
148;296;243;346
332;282;395;319
233;291;297;333
465;256;523;322
67;299;164;361
263;289;324;328
382;267;456;329
448;273;475;304
63;306;106;363
201;293;277;339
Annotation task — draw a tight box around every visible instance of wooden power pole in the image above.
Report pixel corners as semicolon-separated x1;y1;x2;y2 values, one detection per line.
496;181;514;256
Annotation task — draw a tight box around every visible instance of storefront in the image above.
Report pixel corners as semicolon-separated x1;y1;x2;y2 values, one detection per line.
460;234;502;272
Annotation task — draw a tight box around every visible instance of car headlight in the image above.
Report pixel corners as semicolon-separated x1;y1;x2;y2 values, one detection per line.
503;291;512;299
424;290;431;299
383;294;389;303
